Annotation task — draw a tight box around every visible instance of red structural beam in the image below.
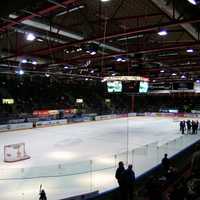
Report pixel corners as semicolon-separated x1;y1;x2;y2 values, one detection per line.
141;64;200;72
1;17;200;61
27;42;200;69
0;0;79;32
52;42;200;65
126;55;200;66
54;13;164;33
33;17;200;54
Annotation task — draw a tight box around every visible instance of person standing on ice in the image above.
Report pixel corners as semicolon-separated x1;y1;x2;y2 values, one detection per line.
192;120;196;134
186;120;191;134
196;120;199;134
180;121;185;134
39;185;47;200
39;190;47;200
115;161;126;199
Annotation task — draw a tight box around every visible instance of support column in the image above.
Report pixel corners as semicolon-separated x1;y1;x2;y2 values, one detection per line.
131;95;135;112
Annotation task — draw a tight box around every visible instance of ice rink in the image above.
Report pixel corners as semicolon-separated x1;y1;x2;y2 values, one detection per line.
0;116;199;200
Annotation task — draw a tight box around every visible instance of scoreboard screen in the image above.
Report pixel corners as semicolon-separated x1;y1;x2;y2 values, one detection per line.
107;81;122;93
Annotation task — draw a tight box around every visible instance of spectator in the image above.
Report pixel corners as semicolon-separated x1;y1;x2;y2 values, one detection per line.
146;176;163;200
115;161;126;200
124;164;136;200
191;144;200;177
162;154;170;172
166;165;178;182
39;189;47;200
170;178;188;200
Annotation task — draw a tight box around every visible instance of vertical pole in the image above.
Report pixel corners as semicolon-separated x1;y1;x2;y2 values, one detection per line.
90;160;93;192
132;150;134;164
114;154;117;167
22;192;24;200
172;0;175;20
174;138;177;152
126;115;129;165
157;146;160;164
166;142;169;156
131;95;135;113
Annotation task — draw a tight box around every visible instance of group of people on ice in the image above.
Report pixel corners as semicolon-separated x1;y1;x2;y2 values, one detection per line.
179;120;199;135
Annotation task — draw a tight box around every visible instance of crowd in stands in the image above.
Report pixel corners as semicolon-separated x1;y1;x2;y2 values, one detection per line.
2;75;200;124
2;75;200;117
135;95;199;113
115;144;200;200
0;76;130;117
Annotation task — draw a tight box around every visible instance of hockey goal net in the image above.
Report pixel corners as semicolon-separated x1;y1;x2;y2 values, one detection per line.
4;143;30;163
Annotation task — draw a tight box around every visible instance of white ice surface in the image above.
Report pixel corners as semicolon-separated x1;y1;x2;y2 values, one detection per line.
0;117;199;200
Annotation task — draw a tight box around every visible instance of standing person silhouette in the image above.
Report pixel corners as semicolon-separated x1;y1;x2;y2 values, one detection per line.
162;154;170;172
39;185;47;200
124;164;136;200
115;161;126;200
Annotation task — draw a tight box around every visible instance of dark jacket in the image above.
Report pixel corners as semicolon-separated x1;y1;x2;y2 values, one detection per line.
115;166;125;185
124;168;135;186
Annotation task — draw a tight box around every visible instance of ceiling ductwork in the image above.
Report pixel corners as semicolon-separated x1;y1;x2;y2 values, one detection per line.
151;0;199;40
0;0;45;18
9;14;124;53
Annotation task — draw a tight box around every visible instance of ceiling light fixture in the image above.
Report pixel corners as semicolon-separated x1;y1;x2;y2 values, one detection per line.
181;75;186;79
32;61;37;65
187;0;198;5
172;73;177;76
16;69;24;75
158;30;168;36
186;48;194;53
21;59;27;64
37;38;44;42
65;50;70;54
19;69;24;75
101;0;110;2
85;43;99;55
76;48;82;52
90;51;97;55
116;57;122;62
160;70;165;73
26;33;36;41
45;73;50;77
116;57;127;62
56;5;85;17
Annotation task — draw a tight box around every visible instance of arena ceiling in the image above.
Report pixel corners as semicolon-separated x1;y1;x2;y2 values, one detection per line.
0;0;200;85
